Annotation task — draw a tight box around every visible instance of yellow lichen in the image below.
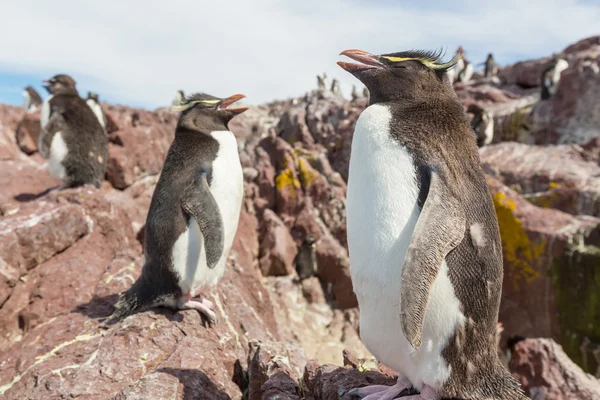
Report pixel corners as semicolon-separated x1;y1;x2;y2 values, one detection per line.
548;181;560;189
275;168;301;198
297;158;319;189
493;191;543;289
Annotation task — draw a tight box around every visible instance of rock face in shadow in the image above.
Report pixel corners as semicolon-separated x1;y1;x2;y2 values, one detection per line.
1;35;600;398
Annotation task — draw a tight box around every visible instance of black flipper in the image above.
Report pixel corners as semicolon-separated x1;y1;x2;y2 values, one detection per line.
38;109;63;158
181;169;224;269
400;168;466;349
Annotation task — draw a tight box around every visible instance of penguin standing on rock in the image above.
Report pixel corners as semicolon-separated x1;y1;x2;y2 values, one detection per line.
23;86;43;113
458;55;474;83
541;57;569;100
338;48;526;399
110;92;248;325
86;92;107;130
38;74;107;188
468;104;494;147
445;46;465;84
484;53;498;78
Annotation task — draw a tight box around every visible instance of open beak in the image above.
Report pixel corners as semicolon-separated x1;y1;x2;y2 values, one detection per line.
218;93;248;114
337;49;385;72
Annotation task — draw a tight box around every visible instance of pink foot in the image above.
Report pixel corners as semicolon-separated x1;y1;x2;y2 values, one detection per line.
397;385;439;400
178;295;218;325
348;377;412;399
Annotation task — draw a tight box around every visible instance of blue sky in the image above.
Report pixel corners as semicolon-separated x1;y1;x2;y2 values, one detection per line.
0;0;598;109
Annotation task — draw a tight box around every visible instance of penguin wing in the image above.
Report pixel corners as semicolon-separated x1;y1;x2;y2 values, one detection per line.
181;171;224;269
399;169;466;349
37;107;66;158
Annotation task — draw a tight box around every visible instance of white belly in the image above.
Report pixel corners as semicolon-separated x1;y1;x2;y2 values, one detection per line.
171;130;244;295
48;132;68;180
40;95;53;128
347;104;464;391
86;99;106;129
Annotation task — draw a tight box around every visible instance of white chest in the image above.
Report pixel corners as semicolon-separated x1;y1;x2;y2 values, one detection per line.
347;104;421;288
40;95;53;129
346;104;464;390
171;130;244;295
86;99;106;129
48;132;68;180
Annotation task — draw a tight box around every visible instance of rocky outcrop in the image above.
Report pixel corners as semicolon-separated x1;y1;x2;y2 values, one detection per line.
2;35;600;398
509;338;600;399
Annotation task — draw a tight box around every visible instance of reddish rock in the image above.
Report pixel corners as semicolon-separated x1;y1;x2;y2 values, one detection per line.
510;338;600;399
247;340;307;400
259;209;297;276
0;104;27;161
104;105;176;189
302;360;397;400
481;141;600;217
488;177;600;372
15;111;41;154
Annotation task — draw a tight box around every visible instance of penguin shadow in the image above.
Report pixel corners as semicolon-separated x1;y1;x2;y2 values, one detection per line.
73;294;188;326
73;294;120;320
157;368;231;400
13;185;60;202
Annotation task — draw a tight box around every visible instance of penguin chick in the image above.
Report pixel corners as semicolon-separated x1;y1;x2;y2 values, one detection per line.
110;92;248;325
338;48;527;400
38;74;107;188
484;53;498;78
541;58;569;100
294;235;318;280
23;86;43;113
86;91;108;130
467;104;494;147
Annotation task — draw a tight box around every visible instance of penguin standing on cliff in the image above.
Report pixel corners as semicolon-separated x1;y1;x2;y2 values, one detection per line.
484;53;498;78
338;49;526;399
468;104;494;147
541;57;569;100
110;93;248;324
86;92;107;130
23;86;43;113
38;74;107;188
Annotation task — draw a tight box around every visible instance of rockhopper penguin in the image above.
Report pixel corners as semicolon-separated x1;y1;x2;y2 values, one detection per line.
467;104;494;147
484;53;498;78
337;49;526;399
38;74;108;188
23;86;43;113
541;57;569;100
110;93;248;324
86;92;108;130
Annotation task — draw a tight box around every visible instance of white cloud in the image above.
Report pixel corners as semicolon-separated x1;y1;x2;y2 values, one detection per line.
0;0;598;108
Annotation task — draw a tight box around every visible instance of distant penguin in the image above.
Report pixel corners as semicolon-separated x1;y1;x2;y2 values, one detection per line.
338;48;526;400
446;46;465;84
317;75;326;91
331;78;342;96
173;89;185;106
351;85;359;101
458;56;474;83
484;53;498;78
468;104;494;147
38;75;108;188
23;86;43;113
110;92;248;325
322;73;329;91
294;236;318;280
541;58;569;100
86;92;107;130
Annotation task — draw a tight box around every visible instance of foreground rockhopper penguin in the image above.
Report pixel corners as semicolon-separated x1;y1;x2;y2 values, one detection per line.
110;93;248;325
338;49;527;400
38;74;108;188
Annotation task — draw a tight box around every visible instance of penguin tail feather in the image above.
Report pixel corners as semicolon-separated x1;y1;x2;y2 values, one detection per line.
104;289;146;325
